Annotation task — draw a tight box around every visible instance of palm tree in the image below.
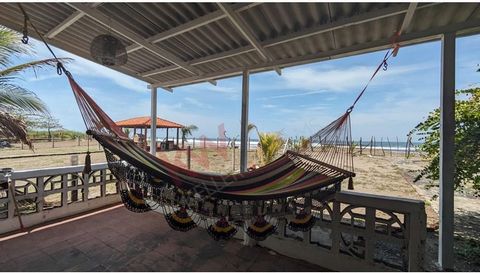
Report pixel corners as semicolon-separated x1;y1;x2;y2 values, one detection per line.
0;27;64;148
256;132;284;165
181;124;198;148
248;123;284;165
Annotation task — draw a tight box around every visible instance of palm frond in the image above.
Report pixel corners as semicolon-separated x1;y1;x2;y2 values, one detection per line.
0;27;31;67
257;132;284;164
0;111;33;150
0;84;48;114
0;58;72;79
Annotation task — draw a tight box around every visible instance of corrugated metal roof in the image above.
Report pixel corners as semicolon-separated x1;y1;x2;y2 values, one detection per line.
0;2;479;90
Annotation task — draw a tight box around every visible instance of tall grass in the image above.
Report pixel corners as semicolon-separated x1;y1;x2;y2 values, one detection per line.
27;129;85;140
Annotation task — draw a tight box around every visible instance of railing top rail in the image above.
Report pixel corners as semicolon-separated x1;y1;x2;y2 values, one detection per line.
1;163;108;181
334;191;425;213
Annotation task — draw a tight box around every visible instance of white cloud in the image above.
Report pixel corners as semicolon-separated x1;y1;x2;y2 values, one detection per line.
184;97;212;109
280;62;435;93
26;39;148;93
261;90;326;100
261;104;277;108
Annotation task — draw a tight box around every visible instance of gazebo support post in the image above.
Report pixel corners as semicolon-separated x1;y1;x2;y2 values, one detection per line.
439;32;455;271
240;70;249;173
150;86;158;155
176;128;179;147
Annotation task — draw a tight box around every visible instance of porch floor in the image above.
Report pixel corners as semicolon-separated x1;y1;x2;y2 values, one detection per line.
0;205;326;271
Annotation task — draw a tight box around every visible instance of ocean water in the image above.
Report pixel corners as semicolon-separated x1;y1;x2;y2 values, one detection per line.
156;137;422;152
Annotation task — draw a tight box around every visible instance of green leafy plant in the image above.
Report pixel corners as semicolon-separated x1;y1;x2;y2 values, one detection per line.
410;88;480;195
0;27;70;148
181;124;198;148
256;132;284;165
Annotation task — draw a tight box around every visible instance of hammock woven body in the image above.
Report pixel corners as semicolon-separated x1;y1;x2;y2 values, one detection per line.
67;75;356;240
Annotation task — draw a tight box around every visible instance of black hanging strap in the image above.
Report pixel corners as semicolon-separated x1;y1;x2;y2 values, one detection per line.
17;4;71;77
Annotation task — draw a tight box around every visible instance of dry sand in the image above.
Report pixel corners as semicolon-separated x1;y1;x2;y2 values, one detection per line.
1;140;479;270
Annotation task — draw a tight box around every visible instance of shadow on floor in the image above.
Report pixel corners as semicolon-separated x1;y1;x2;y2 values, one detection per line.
0;206;328;272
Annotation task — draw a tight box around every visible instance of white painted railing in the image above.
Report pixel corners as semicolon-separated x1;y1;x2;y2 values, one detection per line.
256;191;426;271
0;163;120;234
0;163;426;271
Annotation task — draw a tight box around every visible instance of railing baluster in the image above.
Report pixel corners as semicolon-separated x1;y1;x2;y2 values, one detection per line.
364;207;376;262
61;174;68;207
37;176;44;212
100;169;107;198
7;179;15;220
331;200;341;255
303;196;312;244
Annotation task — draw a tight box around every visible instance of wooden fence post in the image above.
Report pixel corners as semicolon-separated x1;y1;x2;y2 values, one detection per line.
187;146;191;170
216;137;219;149
370;137;373;155
232;139;236;172
387;137;392;156
359;137;363;155
380;137;385;156
193;137;195;149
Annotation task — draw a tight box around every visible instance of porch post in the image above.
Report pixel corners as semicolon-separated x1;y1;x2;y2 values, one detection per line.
439;32;455;271
150;86;157;155
240;70;250;173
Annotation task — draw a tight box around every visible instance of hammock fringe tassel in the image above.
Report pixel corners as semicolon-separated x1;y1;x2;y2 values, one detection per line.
120;189;151;213
165;207;197;232
288;211;316;232
246;216;276;241
83;151;91;175
207;217;238;241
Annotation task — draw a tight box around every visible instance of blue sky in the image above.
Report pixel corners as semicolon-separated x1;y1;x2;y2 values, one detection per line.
11;34;480;141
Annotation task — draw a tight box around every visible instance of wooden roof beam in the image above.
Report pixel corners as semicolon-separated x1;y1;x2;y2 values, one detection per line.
125;3;262;54
217;3;282;76
145;3;438;79
45;3;103;39
399;3;418;35
152;17;480;88
45;10;85;39
67;3;216;87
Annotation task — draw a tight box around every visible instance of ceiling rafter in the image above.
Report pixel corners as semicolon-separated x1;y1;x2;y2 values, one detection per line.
44;2;103;39
45;10;84;39
152;17;480;88
399;3;418;35
146;3;439;80
67;3;217;87
217;3;282;76
125;3;262;54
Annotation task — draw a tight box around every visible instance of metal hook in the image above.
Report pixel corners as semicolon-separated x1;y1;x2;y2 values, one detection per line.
382;60;388;71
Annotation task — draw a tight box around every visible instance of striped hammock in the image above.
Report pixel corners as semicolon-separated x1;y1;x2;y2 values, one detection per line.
68;75;355;200
17;1;395;241
67;72;358;241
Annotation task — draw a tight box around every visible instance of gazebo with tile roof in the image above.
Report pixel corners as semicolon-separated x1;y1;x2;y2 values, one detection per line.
116;116;184;151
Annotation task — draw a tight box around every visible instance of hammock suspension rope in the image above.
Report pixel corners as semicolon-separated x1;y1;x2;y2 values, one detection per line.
17;4;399;242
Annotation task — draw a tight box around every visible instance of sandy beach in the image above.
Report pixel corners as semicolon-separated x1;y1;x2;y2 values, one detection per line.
1;140;479;270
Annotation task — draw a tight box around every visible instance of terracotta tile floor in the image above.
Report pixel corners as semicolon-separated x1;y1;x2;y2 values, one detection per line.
0;206;326;271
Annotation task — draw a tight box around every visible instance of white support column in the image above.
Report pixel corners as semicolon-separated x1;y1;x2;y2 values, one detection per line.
240;70;250;173
150;86;158;156
439;31;455;271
